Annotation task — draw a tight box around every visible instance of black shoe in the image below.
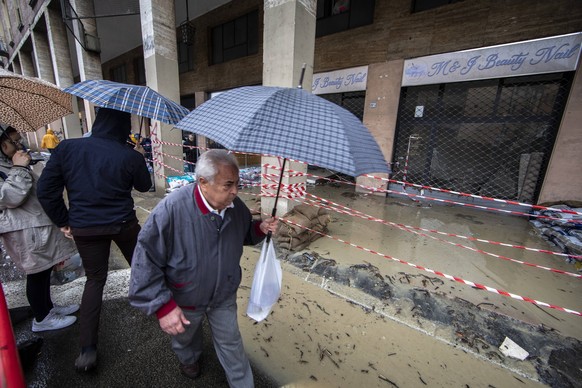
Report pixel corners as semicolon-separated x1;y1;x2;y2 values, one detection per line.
75;346;97;372
18;337;43;371
179;360;201;379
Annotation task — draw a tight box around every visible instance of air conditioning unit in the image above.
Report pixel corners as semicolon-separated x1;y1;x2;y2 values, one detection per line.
84;33;101;53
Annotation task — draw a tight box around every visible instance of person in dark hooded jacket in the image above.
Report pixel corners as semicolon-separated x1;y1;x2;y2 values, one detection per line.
37;108;151;372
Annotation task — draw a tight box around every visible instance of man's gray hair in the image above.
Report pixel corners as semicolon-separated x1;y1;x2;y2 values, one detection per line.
195;149;239;183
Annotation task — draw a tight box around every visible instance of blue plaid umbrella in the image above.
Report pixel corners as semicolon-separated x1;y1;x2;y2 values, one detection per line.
64;80;189;125
175;86;389;177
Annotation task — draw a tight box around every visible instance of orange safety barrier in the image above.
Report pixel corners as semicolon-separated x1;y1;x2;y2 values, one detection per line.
0;283;25;388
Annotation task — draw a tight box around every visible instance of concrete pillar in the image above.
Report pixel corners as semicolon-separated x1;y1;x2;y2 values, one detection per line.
45;6;83;139
261;0;315;217
140;0;183;194
538;61;582;205
31;20;65;139
355;60;403;195
70;0;102;130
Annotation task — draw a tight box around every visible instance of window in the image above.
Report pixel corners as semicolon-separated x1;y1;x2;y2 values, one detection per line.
411;0;464;13
211;10;258;65
110;64;127;83
16;7;24;31
320;91;366;120
134;57;146;85
316;0;375;37
178;39;195;73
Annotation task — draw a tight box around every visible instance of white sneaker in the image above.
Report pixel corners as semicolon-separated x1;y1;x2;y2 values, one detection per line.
51;304;80;315
32;312;77;332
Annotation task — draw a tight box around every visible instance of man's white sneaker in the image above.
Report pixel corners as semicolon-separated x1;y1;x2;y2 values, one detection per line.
32;312;77;332
51;304;80;315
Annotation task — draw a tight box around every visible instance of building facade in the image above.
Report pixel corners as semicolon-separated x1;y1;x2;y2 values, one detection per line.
1;0;581;205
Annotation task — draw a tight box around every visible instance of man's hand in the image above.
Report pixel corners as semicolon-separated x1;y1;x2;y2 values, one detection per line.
12;150;31;167
60;226;73;239
159;306;191;335
259;217;279;235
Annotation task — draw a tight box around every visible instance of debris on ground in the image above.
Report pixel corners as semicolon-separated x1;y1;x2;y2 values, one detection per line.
529;204;582;269
282;249;582;387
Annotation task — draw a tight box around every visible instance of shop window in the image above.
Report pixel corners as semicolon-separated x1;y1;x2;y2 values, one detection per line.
134;57;146;85
178;40;195;73
316;0;375;37
320;91;366;120
211;10;258;65
411;0;464;13
110;64;127;83
393;72;573;203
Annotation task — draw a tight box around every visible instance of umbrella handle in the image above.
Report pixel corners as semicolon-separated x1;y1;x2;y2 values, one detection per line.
267;157;287;243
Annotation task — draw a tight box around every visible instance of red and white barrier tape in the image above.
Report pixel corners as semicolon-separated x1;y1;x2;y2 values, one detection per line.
307;193;582;261
301;194;582;278
251;199;581;317
372;176;582;217
146;155;579;266
147;138;582;217
255;168;582;262
261;163;579;224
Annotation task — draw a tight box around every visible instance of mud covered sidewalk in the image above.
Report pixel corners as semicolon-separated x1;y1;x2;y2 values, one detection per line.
3;184;580;387
236;182;582;387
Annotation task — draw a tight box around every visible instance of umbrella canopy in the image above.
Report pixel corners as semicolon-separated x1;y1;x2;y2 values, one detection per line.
0;69;73;132
64;80;189;125
175;86;389;177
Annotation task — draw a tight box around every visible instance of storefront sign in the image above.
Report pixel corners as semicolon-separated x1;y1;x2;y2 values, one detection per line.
312;65;368;94
402;33;582;86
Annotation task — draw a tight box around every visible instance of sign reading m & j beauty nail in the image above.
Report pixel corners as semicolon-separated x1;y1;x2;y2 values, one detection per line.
402;32;582;86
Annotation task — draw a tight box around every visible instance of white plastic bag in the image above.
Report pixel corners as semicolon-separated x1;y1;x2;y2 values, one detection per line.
247;239;282;322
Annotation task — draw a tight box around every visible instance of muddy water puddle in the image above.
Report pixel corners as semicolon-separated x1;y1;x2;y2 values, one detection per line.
239;183;581;386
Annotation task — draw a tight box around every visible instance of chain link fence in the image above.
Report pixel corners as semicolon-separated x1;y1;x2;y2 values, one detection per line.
391;72;574;203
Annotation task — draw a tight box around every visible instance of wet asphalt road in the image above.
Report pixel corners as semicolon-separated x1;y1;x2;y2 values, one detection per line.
6;270;277;387
11;297;277;387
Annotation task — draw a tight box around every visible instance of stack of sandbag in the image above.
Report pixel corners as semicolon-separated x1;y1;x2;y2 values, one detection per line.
276;204;331;251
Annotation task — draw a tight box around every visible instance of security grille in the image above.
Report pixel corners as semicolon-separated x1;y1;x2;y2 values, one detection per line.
320;91;366;120
392;72;573;203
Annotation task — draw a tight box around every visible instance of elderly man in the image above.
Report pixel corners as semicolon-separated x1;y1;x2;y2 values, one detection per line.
129;149;277;387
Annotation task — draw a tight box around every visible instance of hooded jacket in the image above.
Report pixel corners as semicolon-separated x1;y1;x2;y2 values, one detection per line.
37;108;151;228
40;128;60;149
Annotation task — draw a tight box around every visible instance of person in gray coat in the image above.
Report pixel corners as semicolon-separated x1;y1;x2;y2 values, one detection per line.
0;126;79;332
129;149;277;387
